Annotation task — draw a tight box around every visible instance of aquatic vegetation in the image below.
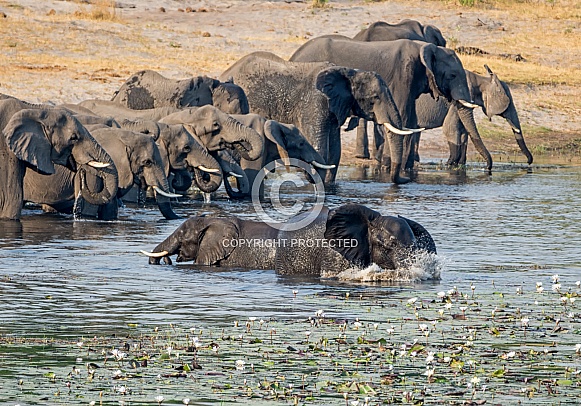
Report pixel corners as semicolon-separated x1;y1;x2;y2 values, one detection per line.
1;277;580;404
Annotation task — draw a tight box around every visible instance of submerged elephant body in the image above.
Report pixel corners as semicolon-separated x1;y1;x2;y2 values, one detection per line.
144;204;437;278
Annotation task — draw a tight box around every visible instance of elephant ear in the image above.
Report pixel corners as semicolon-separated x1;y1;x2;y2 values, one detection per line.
482;65;511;118
264;120;290;165
3;109;65;175
197;219;240;265
423;24;446;47
419;43;445;101
315;67;355;125
324;204;382;267
345;117;360;132
398;215;437;254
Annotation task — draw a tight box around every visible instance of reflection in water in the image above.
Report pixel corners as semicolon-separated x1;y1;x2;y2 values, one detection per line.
1;165;580;337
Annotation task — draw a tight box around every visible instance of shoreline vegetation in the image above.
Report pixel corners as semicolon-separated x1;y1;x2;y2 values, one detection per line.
0;0;579;166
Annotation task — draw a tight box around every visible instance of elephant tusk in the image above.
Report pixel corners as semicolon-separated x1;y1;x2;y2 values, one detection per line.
228;171;244;178
512;127;522;134
140;250;169;258
153;186;182;198
403;127;425;133
384;123;413;135
87;161;111;168
458;100;480;109
197;165;221;173
311;160;336;169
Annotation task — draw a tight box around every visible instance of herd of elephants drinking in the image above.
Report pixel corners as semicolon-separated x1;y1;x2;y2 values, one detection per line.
0;19;532;278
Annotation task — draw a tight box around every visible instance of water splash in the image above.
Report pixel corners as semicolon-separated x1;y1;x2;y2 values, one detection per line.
72;191;83;220
334;251;446;282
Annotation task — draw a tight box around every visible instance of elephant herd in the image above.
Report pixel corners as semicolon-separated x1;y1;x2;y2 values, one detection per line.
0;19;531;277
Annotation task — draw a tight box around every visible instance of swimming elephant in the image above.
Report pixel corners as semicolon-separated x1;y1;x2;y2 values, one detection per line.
142;204;437;278
291;37;491;182
0;98;118;220
24;127;180;220
111;70;249;113
220;51;410;184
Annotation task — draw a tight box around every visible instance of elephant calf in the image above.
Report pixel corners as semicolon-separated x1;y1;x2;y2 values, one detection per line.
142;204;437;278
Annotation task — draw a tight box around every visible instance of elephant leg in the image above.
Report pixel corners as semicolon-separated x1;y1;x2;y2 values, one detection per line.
355;120;370;159
443;106;464;166
98;200;119;220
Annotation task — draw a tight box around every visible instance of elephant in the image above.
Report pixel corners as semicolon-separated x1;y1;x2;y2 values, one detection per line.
0;98;118;220
220;51;412;184
414;65;532;166
142;203;437;279
111;70;249;113
211;79;250;114
350;19;447;159
24;127;181;220
158;105;265;162
290;37;491;183
228;114;334;199
353;19;447;47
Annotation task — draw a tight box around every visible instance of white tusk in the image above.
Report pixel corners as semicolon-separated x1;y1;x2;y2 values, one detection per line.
458;100;479;109
229;171;244;178
384;123;413;135
311;161;336;169
153;186;182;198
197;165;221;173
512;127;522;134
87;161;111;168
140;250;169;258
403;127;425;133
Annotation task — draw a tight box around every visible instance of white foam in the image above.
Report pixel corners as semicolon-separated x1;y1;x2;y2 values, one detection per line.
332;251;446;282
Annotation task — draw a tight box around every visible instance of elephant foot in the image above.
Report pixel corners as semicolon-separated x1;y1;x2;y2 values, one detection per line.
355;153;370;159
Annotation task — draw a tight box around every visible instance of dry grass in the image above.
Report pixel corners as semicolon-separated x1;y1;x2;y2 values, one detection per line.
69;0;121;22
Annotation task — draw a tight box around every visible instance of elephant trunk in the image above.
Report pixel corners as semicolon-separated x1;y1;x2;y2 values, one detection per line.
219;154;250;199
502;103;533;165
224;116;264;161
456;103;493;170
387;132;411;184
72;134;119;206
171;169;193;192
186;139;223;193
148;233;181;265
192;168;223;193
142;165;180;220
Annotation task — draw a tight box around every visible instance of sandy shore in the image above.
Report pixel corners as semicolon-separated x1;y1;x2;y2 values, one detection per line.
0;0;579;164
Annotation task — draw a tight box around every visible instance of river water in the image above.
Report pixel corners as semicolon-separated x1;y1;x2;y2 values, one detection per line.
1;163;580;337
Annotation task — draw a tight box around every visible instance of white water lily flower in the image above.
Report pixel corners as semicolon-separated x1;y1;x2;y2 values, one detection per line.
552;283;561;292
183;399;190;405
305;331;312;338
418;324;428;332
386;327;395;335
570;297;576;304
236;360;245;370
471;376;481;385
315;309;325;317
445;303;452;310
424;367;435;379
426;352;435;364
552;274;560;283
575;344;581;354
155;395;164;404
576;281;580;287
521;317;530;327
117;386;127;394
516;286;523;294
437;291;446;298
444;356;451;363
113;369;122;378
536;282;543;288
536;286;544;293
407;297;418;305
506;351;516;359
353;321;362;330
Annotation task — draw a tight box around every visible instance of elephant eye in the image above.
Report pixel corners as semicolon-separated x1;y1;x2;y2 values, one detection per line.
143;159;153;167
70;133;79;142
183;145;191;153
